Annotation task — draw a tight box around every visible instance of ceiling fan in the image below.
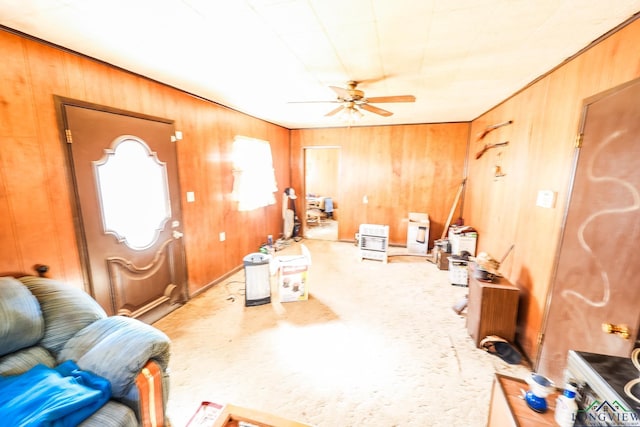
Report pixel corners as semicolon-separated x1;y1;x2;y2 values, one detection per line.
292;80;416;118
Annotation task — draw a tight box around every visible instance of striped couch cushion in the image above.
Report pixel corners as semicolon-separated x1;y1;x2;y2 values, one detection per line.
0;277;44;357
18;276;107;358
79;401;138;427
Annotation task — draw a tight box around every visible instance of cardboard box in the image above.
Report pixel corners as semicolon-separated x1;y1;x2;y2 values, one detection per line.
275;244;311;302
406;212;430;255
186;401;224;427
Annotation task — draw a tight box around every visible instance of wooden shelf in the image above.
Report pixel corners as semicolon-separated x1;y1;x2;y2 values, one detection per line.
488;374;561;427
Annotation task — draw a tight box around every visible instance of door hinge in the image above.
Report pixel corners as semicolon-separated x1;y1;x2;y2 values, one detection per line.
575;133;583;148
65;129;73;144
171;131;183;143
537;332;544;347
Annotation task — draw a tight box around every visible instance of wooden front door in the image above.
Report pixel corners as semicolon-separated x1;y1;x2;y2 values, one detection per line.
537;78;640;382
58;98;187;324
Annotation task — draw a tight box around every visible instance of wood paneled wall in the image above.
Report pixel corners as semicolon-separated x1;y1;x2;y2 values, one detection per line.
291;124;470;246
304;147;339;200
465;18;640;362
2;16;639;361
0;29;289;296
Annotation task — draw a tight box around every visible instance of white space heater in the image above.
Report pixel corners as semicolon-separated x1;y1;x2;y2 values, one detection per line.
243;253;272;306
358;224;389;263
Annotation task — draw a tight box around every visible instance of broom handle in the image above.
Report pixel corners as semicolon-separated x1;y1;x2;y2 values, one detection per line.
441;180;465;240
499;244;515;264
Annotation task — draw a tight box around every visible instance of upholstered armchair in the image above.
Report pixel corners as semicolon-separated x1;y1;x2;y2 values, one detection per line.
0;275;171;426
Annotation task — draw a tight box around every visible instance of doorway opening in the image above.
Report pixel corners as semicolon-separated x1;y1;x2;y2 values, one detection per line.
303;147;340;241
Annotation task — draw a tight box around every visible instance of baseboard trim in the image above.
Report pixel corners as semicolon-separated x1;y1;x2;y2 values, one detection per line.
190;264;244;298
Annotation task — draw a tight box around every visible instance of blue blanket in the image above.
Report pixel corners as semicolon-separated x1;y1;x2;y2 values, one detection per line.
0;360;111;427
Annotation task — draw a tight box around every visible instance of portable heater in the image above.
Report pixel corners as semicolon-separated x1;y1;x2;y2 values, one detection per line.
243;253;272;306
358;224;389;263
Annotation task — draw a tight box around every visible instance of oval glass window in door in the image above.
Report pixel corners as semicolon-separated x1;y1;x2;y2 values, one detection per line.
94;136;171;250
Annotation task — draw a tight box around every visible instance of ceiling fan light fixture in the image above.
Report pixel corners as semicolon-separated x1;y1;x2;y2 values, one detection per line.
336;105;363;123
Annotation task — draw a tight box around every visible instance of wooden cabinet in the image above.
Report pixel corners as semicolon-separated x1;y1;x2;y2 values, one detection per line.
466;268;519;346
488;374;560;427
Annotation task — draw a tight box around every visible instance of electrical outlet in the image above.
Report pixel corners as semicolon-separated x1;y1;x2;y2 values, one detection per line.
186;191;195;202
219;232;226;242
362;195;368;204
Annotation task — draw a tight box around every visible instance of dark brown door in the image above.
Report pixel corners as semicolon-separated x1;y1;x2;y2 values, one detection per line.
58;98;187;324
537;78;640;382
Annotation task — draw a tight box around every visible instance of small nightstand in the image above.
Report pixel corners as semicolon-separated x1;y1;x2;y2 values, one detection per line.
466;267;519;346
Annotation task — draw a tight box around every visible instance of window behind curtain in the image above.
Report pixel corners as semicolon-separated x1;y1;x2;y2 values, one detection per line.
231;136;278;211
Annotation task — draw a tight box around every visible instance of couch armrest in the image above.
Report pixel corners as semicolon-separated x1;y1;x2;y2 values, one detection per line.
58;316;170;398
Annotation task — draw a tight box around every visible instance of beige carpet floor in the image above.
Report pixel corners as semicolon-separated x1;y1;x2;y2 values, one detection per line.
304;220;338;241
154;239;531;426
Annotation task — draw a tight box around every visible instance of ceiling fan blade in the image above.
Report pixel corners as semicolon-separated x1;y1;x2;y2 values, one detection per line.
329;86;351;100
324;105;346;117
287;100;341;104
365;95;416;103
360;104;393;117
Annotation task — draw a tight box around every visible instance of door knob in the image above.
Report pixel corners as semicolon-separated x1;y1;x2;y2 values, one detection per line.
172;230;184;239
602;323;631;340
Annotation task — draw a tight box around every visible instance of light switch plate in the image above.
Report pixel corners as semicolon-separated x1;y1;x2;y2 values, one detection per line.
536;190;557;208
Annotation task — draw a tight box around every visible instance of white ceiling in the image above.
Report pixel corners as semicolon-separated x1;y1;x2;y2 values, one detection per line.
1;0;639;129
